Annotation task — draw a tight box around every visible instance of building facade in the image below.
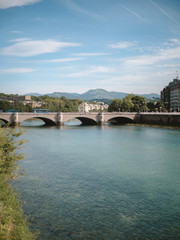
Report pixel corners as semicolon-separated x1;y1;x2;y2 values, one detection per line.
78;102;109;112
161;77;180;112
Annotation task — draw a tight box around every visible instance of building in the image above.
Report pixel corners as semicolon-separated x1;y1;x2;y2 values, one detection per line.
169;79;180;112
0;95;44;108
161;86;170;111
161;75;180;112
78;102;109;112
17;95;31;101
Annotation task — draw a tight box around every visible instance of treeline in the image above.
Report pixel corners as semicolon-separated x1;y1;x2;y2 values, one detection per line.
0;94;83;112
0;93;164;112
0;93;19;99
31;95;83;112
0;127;37;239
108;95;165;112
0;101;32;112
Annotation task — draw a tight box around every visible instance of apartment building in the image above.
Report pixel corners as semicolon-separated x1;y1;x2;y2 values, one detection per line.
161;77;180;112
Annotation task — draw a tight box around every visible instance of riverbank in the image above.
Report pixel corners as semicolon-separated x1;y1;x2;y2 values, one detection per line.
127;123;180;130
0;127;36;240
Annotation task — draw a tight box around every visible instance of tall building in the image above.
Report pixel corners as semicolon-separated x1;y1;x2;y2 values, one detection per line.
161;86;170;111
161;75;180;112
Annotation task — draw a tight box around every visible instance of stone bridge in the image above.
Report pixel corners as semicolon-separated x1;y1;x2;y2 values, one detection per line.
0;112;138;126
0;112;180;127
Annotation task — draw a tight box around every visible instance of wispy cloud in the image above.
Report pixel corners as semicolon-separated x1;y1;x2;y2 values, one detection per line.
43;58;81;63
68;66;113;77
0;68;35;73
9;38;31;42
0;0;41;9
10;30;23;34
64;0;102;20
168;39;180;45
73;52;109;57
108;41;135;49
120;4;150;24
124;46;180;66
150;0;174;21
0;39;81;57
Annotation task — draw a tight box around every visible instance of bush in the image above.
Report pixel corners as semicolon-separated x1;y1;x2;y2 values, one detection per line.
0;127;36;240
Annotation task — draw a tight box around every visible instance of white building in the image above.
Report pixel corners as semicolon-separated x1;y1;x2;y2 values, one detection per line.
78;102;109;112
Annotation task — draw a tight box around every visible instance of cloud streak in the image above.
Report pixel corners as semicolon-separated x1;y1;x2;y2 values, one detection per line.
120;4;150;24
124;46;180;66
64;0;102;20
0;0;41;9
0;68;35;73
109;41;135;49
68;66;113;77
0;39;81;57
73;52;109;56
150;0;174;21
43;58;81;63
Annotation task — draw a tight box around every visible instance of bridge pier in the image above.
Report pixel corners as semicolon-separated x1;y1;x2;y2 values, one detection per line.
97;112;104;126
10;112;20;126
57;112;64;126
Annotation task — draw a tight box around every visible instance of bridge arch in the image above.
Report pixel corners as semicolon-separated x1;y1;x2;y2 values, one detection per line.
64;117;97;125
20;117;56;126
107;116;135;125
76;117;97;125
0;117;9;125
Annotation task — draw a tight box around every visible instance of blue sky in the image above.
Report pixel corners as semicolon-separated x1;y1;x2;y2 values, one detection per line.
0;0;180;95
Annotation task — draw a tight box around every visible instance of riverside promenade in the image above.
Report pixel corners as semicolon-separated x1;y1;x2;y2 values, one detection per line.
0;112;180;126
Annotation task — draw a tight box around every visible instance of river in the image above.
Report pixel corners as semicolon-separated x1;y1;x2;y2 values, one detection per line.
14;120;180;240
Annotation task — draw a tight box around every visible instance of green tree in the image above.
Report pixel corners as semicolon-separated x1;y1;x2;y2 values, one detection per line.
121;95;134;112
155;101;165;112
0;127;36;239
147;101;165;112
0;101;11;111
108;99;123;112
0;127;26;177
131;95;148;112
147;101;156;112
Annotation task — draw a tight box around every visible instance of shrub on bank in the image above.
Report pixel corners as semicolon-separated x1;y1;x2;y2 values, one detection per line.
0;127;36;240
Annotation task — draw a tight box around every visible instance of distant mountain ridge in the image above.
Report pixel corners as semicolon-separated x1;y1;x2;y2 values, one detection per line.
26;89;160;100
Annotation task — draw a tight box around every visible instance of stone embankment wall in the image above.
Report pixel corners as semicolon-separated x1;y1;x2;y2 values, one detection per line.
139;113;180;127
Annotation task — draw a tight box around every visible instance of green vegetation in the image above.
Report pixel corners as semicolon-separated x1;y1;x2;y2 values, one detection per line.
31;95;83;112
108;99;123;112
0;93;83;112
108;94;165;112
0;100;32;112
0;127;36;240
0;93;19;99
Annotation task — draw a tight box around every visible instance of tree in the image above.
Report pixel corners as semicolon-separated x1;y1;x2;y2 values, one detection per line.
121;95;134;112
0;127;26;177
0;127;36;239
108;99;123;112
155;101;165;112
131;95;148;112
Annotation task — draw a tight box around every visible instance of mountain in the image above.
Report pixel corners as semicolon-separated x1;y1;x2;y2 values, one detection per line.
48;92;80;99
80;89;128;100
141;93;160;100
26;89;160;100
26;93;43;97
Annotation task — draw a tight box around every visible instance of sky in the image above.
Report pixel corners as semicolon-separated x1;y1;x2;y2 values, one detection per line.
0;0;180;95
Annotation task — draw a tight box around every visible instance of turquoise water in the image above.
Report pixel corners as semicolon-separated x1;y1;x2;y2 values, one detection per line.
15;120;180;240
